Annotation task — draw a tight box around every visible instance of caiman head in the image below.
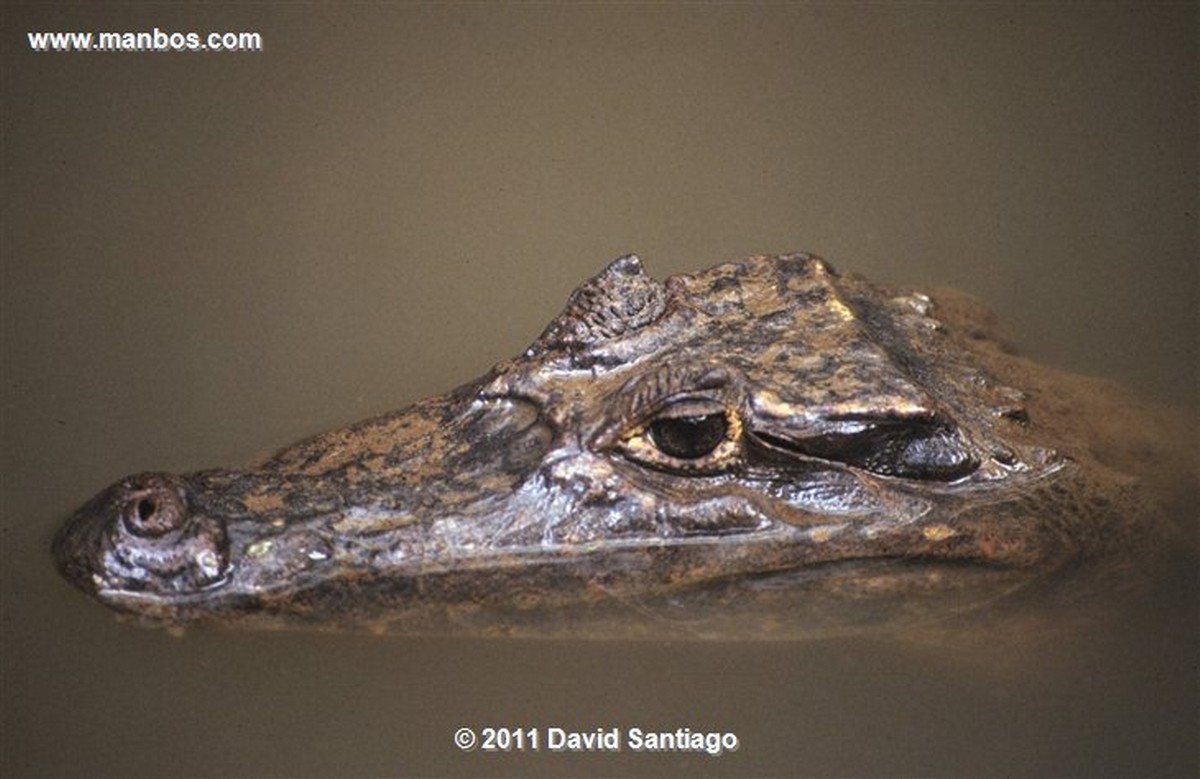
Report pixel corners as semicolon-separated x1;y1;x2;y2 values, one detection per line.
54;254;1127;636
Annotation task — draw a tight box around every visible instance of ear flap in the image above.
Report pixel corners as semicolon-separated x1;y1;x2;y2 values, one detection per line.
527;255;667;355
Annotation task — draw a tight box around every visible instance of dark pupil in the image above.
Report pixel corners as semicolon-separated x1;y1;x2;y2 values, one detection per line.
649;414;728;459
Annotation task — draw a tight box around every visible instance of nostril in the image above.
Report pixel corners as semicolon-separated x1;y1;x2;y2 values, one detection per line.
136;498;157;522
120;475;188;538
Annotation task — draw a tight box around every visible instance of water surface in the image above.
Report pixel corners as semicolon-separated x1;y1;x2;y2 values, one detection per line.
3;5;1195;777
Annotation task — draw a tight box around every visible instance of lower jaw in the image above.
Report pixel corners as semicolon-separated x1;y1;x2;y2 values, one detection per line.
95;557;1041;640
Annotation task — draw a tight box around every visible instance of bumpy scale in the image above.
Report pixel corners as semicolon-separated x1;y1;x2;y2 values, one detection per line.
53;254;1174;637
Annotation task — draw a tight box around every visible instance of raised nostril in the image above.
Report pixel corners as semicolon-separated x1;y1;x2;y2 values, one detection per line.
120;475;187;538
136;498;156;522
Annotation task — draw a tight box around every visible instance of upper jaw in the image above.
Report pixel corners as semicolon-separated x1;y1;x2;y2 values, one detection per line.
51;380;1069;625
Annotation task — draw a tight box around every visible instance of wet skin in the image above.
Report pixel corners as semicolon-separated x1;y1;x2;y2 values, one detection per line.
53;254;1171;637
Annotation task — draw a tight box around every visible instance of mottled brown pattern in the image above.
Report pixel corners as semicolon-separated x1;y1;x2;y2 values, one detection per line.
52;254;1184;637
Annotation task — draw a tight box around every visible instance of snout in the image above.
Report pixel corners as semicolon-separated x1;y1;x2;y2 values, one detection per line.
52;493;107;595
52;473;230;603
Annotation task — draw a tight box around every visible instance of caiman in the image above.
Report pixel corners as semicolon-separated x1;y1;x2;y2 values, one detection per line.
52;254;1187;638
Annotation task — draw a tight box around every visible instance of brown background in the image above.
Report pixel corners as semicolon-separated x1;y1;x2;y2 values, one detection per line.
2;4;1196;777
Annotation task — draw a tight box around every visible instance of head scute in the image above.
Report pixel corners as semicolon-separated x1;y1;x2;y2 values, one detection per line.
528;254;668;354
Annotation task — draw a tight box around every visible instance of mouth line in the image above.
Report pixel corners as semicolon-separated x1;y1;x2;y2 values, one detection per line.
88;545;1025;602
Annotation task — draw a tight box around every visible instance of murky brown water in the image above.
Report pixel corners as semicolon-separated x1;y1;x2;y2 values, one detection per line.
3;5;1196;777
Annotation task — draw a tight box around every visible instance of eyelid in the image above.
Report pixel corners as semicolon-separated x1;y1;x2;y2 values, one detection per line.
646;396;728;420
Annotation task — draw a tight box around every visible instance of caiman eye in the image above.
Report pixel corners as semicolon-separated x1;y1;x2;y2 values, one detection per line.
649;414;728;459
618;399;742;474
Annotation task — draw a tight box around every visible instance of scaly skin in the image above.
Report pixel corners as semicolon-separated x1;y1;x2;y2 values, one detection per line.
52;254;1175;637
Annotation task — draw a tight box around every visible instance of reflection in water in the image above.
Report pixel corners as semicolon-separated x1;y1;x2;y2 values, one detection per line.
19;264;1200;776
4;5;1196;775
16;271;1200;777
12;552;1198;777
